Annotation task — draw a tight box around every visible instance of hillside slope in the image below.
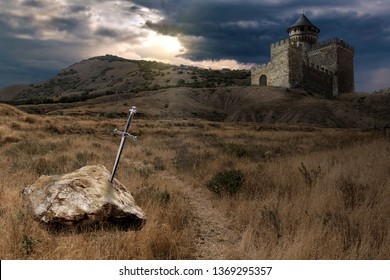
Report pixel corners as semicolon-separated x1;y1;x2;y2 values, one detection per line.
0;55;249;103
17;86;390;129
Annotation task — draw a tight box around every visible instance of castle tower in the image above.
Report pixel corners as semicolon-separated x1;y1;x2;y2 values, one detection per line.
287;14;320;47
308;40;355;93
251;12;354;96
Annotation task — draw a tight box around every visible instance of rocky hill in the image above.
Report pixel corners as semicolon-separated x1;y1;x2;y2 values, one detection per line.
0;55;250;104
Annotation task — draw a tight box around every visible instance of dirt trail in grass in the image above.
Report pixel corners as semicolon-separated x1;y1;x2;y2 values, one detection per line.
168;174;240;259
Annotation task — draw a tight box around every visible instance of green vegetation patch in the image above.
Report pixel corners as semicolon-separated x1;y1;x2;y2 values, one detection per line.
207;169;245;196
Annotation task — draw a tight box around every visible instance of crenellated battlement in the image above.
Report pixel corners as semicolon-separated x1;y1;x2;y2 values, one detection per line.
251;62;271;72
271;38;290;49
310;37;354;53
303;61;334;75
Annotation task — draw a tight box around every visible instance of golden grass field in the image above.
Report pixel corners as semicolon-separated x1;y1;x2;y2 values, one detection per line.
0;103;389;259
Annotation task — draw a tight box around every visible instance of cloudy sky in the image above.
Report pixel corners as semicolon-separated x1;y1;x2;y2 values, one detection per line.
0;0;389;92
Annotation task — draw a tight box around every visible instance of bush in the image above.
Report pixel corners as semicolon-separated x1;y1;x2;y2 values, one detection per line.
207;169;245;196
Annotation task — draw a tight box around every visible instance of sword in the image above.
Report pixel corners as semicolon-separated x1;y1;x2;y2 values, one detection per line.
110;106;138;183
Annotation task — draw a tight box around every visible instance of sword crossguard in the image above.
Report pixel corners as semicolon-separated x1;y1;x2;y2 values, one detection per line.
129;106;137;114
113;128;138;141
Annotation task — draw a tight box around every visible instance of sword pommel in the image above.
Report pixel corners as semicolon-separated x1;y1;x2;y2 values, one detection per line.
130;106;137;114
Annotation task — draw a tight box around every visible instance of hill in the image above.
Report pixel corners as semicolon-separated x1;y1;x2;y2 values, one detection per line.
17;86;390;129
0;55;250;104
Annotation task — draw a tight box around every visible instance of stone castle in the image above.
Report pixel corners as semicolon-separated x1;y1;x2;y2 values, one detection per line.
251;14;354;97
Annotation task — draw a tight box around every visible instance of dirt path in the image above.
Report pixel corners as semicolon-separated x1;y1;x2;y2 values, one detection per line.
167;174;241;259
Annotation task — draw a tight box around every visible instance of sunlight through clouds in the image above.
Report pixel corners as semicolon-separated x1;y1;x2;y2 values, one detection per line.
134;32;184;60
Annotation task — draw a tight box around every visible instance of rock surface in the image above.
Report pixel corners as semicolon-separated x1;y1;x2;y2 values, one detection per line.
22;165;146;230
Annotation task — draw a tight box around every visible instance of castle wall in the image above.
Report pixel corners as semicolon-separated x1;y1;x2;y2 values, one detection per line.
268;40;290;87
308;44;338;71
288;43;306;88
251;64;272;85
308;39;354;93
251;39;290;87
335;46;354;93
301;63;334;97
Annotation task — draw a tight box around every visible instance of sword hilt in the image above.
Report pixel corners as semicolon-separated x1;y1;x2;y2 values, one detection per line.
129;106;137;114
113;128;138;141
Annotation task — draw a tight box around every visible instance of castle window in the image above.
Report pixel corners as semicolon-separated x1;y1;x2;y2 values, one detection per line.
260;75;267;86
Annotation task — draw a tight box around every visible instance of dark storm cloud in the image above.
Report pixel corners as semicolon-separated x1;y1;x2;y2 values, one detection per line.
22;0;45;8
134;0;390;91
68;5;90;14
0;35;83;86
0;0;159;88
49;17;86;33
139;0;388;59
312;10;390;92
95;27;119;38
0;2;93;88
129;5;141;11
0;12;37;37
141;1;287;63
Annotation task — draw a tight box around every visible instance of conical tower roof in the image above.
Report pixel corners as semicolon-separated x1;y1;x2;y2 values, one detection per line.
287;13;320;45
288;13;320;33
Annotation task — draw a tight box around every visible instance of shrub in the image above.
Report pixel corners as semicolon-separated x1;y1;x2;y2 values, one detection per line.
298;162;321;188
207;169;245;196
103;112;116;118
73;152;96;169
176;79;186;87
21;235;38;257
152;156;165;171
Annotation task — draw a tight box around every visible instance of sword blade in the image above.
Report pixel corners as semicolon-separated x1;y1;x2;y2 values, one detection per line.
109;107;137;183
110;135;127;183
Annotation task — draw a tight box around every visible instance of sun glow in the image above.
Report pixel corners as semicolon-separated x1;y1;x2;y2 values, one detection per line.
133;32;184;60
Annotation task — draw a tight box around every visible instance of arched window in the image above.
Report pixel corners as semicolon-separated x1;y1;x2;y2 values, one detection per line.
260;75;267;86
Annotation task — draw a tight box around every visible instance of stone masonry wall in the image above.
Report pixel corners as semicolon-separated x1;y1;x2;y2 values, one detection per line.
251;64;271;85
308;45;338;71
268;40;290;88
251;39;290;87
301;64;334;97
288;44;306;88
336;46;354;93
308;40;354;93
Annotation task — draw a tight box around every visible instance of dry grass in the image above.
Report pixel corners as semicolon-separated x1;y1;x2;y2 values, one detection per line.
0;103;388;259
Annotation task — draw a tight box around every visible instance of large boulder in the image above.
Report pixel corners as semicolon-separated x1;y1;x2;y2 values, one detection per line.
22;165;146;230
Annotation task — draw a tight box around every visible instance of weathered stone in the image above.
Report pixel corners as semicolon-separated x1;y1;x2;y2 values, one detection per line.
22;165;146;230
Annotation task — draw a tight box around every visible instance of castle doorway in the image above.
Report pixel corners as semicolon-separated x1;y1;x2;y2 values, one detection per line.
259;75;267;86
